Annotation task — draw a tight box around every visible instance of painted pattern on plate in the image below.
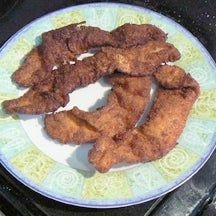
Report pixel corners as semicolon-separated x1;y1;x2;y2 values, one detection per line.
83;171;132;199
191;89;216;120
153;145;199;181
43;163;85;197
12;146;54;183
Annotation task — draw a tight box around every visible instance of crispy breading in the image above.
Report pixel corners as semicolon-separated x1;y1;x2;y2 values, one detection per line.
42;23;168;72
44;75;152;144
111;23;167;48
11;47;47;87
42;23;116;71
45;111;99;144
55;41;180;96
88;65;200;173
154;65;200;93
3;42;180;114
103;42;180;76
12;23;167;87
3;70;69;114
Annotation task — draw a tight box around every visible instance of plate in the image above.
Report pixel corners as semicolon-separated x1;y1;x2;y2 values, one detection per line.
0;2;216;208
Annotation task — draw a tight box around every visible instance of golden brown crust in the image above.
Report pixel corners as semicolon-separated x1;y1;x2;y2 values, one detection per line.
103;41;180;76
11;47;47;87
111;23;167;48
55;41;180;96
42;23;167;71
89;65;200;173
154;65;200;92
42;23;116;71
44;111;99;144
2;89;69;114
44;75;152;144
3;42;180;114
3;70;69;114
12;23;167;87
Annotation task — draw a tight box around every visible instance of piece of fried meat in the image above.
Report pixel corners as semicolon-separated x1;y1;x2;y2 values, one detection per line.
42;23;115;72
12;23;167;87
11;47;47;87
111;23;167;48
89;65;200;173
44;75;152;144
42;23;168;72
3;70;69;114
3;41;180;114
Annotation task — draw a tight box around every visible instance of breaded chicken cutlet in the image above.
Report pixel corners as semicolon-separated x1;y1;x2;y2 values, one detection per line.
11;47;46;87
89;65;200;173
44;75;152;144
12;23;167;87
3;41;180;114
42;23;115;72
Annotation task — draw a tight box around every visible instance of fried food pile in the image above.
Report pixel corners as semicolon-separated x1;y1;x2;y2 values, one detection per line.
45;75;152;144
89;65;200;172
1;22;200;173
12;23;167;87
3;41;180;114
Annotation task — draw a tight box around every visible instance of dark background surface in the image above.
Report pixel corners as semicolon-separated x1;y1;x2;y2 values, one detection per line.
0;0;216;215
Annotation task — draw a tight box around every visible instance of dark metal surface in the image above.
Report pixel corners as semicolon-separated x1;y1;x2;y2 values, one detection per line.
148;151;216;216
0;0;216;215
0;0;19;18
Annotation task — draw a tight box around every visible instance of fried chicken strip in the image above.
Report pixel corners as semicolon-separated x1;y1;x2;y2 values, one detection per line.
44;75;152;144
11;47;47;87
42;23;116;71
55;41;180;96
12;23;167;87
3;42;180;114
43;23;167;72
89;65;200;173
111;23;167;48
3;70;69;114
